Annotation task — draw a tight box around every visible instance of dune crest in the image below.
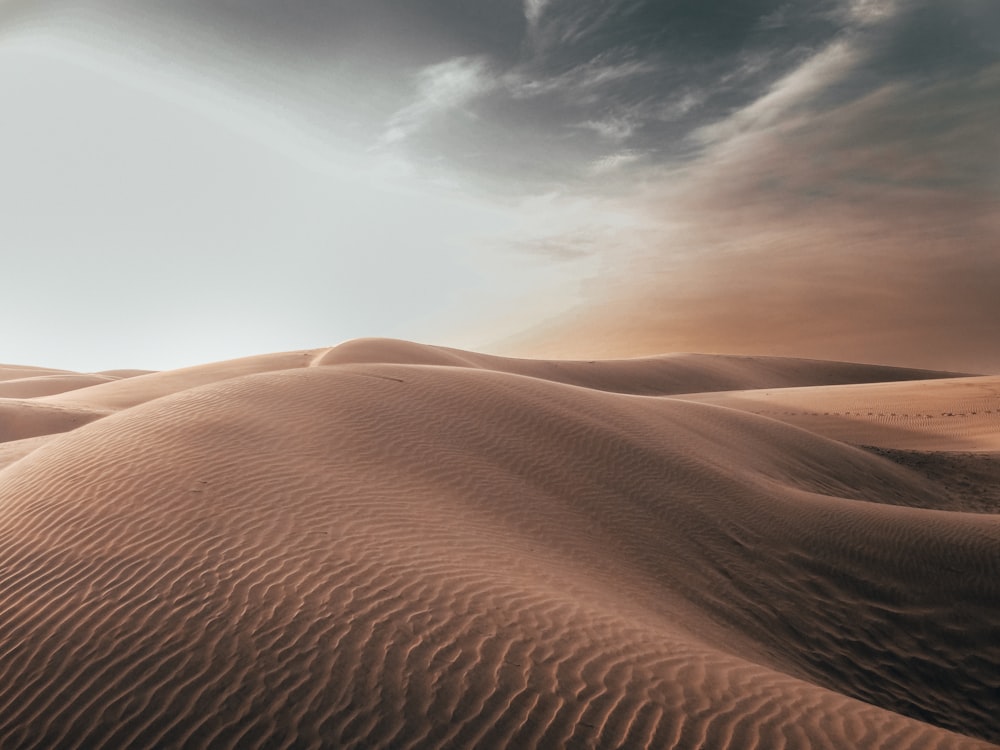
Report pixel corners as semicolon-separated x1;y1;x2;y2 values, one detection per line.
0;364;76;382
316;337;969;395
0;341;997;748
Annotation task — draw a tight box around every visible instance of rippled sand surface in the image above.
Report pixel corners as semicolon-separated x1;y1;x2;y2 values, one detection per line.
1;340;996;749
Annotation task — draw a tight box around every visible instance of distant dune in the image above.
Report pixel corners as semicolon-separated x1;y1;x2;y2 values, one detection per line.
0;339;997;749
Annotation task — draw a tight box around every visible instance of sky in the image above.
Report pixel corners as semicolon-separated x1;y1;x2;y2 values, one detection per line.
1;0;998;372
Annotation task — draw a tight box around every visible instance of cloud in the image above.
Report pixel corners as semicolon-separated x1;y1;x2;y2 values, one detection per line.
578;116;637;141
13;0;853;191
845;0;901;26
523;0;550;27
505;21;1000;373
693;40;860;144
509;229;606;261
6;0;997;373
590;150;642;173
382;55;496;144
504;56;660;101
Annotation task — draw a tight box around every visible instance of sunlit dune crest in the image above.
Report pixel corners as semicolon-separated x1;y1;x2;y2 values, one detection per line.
0;339;997;749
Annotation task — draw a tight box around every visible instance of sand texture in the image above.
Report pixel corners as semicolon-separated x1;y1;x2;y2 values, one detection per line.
0;339;997;749
676;377;1000;451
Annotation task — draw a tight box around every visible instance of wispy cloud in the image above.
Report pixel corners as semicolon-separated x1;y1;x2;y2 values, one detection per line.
549;0;637;49
693;40;860;145
382;55;496;144
844;0;900;26
504;55;660;101
523;0;551;28
590;150;642;173
577;116;637;141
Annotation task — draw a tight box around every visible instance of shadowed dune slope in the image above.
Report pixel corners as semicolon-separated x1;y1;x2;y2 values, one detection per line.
861;448;1000;514
0;362;997;749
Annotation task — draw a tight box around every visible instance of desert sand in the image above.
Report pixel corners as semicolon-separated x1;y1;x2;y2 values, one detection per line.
0;338;997;749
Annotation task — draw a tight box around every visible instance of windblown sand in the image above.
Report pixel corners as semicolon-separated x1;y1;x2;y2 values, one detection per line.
0;340;997;749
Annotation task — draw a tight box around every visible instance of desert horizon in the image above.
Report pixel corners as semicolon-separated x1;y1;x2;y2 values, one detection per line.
1;337;998;748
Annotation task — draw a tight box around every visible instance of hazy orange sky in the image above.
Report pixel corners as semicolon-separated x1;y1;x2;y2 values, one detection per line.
2;0;997;372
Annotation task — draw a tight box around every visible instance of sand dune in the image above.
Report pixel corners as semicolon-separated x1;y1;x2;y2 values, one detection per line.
0;373;128;399
0;435;60;473
40;348;325;412
0;341;997;748
0;365;151;399
0;398;110;444
318;337;967;395
0;364;76;382
860;448;1000;514
677;376;1000;451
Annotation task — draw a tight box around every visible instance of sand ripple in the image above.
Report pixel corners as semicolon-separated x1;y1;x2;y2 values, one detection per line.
0;342;996;748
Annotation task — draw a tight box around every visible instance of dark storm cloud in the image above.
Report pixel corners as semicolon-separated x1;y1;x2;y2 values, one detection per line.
367;0;857;186
6;0;994;186
76;0;846;186
0;1;904;183
863;0;1000;79
509;3;1000;372
377;0;992;189
528;0;839;64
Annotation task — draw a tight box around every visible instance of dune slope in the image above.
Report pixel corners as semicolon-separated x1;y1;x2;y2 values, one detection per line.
317;338;968;395
0;399;109;444
0;351;997;749
39;348;324;412
677;376;1000;451
0;364;76;382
